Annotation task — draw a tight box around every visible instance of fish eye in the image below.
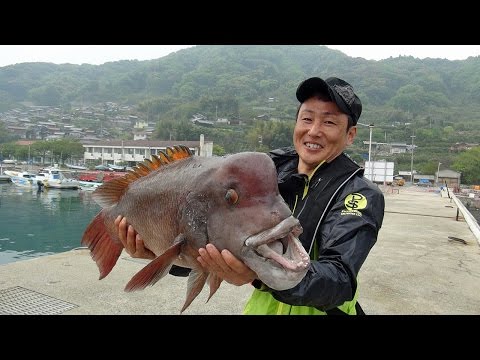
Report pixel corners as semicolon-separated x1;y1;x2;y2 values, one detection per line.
225;189;238;205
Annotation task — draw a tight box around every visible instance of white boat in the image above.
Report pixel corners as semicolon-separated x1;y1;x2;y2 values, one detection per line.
36;167;80;190
106;164;127;171
78;180;102;191
0;165;11;182
3;170;38;187
65;163;88;170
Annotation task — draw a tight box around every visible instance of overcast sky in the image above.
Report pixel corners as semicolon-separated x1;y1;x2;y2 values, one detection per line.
1;45;480;67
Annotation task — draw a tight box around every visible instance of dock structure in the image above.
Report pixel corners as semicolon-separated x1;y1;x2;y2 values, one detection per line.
361;186;480;315
1;186;479;315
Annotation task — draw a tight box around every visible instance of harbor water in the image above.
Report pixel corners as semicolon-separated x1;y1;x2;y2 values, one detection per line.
0;182;101;265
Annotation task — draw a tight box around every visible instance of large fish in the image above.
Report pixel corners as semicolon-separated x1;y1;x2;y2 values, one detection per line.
81;145;310;313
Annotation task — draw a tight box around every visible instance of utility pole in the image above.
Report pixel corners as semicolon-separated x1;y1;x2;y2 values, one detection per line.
410;134;416;184
358;122;374;181
383;159;387;187
436;162;442;185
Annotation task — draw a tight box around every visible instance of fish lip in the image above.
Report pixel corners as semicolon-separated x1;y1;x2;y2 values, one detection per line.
244;216;309;272
244;216;301;247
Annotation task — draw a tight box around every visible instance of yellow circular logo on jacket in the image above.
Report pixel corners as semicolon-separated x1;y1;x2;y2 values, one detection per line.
344;193;367;211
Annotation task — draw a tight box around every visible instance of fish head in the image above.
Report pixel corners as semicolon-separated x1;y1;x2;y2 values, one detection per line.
204;152;310;291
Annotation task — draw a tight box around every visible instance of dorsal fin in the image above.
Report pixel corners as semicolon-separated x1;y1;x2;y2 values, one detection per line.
92;145;193;208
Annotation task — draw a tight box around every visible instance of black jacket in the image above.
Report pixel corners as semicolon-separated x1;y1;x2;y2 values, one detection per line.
265;146;385;311
171;147;385;311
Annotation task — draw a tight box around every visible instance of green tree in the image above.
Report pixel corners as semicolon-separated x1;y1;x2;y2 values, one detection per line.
213;144;226;156
246;120;294;151
28;84;62;106
48;139;84;164
32;141;53;165
154;119;182;140
0;142;17;161
452;147;480;185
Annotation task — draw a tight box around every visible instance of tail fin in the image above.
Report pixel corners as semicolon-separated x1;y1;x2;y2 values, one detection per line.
81;212;123;279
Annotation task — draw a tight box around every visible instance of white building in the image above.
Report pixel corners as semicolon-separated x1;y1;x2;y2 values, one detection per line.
82;134;213;167
364;160;394;184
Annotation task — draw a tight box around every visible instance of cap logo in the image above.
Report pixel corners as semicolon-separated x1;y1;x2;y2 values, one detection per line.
333;84;355;107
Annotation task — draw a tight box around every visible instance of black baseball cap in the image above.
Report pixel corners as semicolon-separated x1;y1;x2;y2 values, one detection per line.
296;77;362;125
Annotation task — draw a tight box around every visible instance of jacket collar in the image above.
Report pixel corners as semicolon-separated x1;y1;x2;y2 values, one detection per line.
269;146;362;184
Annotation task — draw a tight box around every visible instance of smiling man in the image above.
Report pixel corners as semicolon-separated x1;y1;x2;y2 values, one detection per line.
196;76;385;315
293;77;360;173
117;76;386;315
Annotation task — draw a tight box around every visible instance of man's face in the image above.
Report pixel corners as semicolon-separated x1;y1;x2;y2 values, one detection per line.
293;97;357;175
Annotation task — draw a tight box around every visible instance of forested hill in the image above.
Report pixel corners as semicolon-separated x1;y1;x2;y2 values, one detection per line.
1;45;480;139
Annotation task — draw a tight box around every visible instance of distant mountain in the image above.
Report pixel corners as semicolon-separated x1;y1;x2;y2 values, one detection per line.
1;45;480;139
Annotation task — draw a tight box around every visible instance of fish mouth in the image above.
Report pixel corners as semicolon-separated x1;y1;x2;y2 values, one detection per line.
244;216;309;273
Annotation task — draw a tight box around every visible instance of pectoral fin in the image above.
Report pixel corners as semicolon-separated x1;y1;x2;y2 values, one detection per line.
206;274;223;303
181;269;208;313
125;234;186;292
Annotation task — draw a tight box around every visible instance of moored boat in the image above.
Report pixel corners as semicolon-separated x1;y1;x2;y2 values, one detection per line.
0;165;11;182
3;170;38;187
78;180;102;191
65;164;88;170
36;167;80;190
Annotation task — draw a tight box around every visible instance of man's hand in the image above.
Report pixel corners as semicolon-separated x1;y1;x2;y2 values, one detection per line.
114;215;155;259
197;244;257;286
114;215;255;285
